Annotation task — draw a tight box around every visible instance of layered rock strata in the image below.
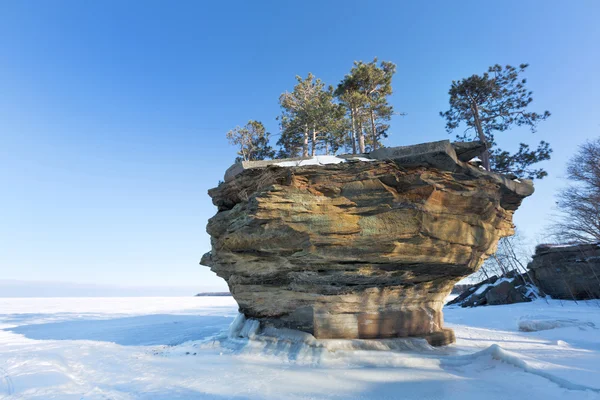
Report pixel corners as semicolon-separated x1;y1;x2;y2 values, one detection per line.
201;140;534;346
529;243;600;300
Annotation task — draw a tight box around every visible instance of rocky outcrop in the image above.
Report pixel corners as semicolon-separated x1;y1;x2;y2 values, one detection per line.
529;243;600;300
447;272;537;307
201;140;534;346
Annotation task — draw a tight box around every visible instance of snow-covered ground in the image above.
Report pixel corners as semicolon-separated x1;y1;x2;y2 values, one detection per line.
0;297;599;399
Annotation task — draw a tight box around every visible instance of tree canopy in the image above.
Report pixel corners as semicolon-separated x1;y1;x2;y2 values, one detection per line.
277;73;345;158
226;120;275;162
225;61;553;176
336;58;397;153
225;58;398;161
440;64;551;179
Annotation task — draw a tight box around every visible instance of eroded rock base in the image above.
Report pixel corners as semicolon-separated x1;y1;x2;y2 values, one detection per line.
313;309;443;340
229;313;452;348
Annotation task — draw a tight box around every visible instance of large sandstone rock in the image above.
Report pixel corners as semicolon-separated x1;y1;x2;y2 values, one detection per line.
202;140;533;346
529;243;600;300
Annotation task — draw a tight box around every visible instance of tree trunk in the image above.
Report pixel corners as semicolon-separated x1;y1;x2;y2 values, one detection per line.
472;104;490;170
370;109;378;150
311;127;317;157
350;108;357;154
241;137;249;161
357;115;366;153
302;125;309;157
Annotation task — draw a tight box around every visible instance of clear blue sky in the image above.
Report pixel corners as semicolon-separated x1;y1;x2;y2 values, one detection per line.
1;0;599;291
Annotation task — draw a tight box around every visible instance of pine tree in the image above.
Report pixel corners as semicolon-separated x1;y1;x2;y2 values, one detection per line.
336;58;397;153
352;59;396;151
440;64;551;179
226;120;275;162
276;114;304;158
320;103;349;155
336;75;365;154
277;73;344;157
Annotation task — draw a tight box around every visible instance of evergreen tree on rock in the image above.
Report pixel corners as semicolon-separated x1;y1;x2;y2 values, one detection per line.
440;64;551;179
277;73;344;158
336;58;397;153
226;120;275;162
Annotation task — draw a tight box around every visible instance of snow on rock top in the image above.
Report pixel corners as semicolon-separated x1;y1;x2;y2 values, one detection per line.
275;155;372;167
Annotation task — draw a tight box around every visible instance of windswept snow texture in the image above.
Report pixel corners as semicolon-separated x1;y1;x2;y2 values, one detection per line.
1;297;600;399
518;316;596;332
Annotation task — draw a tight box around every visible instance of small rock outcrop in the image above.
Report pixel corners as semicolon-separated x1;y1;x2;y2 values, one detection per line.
447;272;537;307
201;140;534;346
529;243;600;300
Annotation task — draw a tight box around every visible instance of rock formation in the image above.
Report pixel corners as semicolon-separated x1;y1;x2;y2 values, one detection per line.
201;140;534;346
529;243;600;300
447;272;537;307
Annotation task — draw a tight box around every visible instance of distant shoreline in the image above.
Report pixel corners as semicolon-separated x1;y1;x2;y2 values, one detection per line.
195;292;232;297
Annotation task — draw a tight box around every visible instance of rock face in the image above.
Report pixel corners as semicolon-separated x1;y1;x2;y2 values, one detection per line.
202;140;534;346
529;243;600;300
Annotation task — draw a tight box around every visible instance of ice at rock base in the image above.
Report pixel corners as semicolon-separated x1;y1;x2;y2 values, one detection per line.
221;312;436;361
1;296;600;399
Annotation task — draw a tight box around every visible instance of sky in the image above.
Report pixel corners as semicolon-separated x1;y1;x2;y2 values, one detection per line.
1;0;599;295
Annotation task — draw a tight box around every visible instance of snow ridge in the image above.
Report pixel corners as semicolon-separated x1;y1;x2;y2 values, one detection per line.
0;367;14;396
443;344;600;393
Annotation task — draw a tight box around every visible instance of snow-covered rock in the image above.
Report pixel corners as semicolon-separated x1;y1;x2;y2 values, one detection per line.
448;272;538;307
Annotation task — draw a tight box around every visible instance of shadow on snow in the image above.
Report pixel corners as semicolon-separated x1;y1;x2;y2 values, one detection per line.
6;314;234;346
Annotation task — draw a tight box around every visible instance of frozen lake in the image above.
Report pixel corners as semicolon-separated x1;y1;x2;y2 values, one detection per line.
0;297;599;399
